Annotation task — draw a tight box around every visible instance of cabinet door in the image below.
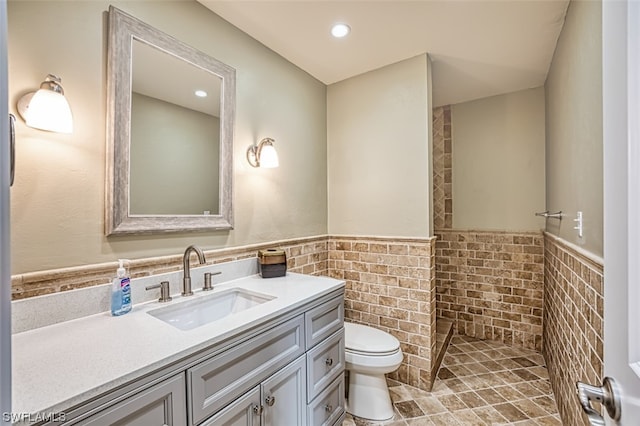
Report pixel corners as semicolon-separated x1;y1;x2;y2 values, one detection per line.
200;386;261;426
261;355;307;426
188;315;305;425
82;374;186;426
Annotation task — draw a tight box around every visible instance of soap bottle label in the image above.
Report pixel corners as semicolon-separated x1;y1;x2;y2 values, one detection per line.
121;278;131;305
120;278;131;309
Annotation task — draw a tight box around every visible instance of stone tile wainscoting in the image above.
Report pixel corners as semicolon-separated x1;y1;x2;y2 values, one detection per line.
543;232;603;426
435;230;544;351
10;236;329;300
328;236;438;391
11;234;440;393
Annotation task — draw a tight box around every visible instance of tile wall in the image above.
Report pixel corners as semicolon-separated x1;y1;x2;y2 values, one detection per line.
11;234;441;392
543;232;603;425
435;230;544;351
327;236;438;391
432;105;453;230
10;236;328;300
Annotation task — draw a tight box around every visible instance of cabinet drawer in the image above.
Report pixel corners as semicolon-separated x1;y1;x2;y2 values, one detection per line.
305;296;344;349
306;328;345;402
83;373;186;426
188;315;305;426
307;376;345;426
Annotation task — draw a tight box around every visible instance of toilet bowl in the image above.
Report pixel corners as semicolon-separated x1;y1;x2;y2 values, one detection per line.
344;322;403;421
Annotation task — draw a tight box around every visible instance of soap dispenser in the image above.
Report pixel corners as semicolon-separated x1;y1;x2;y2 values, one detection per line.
111;259;132;316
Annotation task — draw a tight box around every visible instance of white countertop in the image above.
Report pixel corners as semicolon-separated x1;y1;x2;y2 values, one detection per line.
12;272;344;419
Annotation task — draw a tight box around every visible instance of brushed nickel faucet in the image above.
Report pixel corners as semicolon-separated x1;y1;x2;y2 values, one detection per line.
182;245;206;296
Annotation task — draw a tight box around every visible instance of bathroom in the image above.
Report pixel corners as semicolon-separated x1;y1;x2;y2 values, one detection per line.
1;0;639;425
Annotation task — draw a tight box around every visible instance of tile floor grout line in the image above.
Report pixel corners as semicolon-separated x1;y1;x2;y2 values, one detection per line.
344;335;561;426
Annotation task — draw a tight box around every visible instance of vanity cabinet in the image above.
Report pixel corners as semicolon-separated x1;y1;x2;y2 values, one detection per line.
188;315;305;425
203;356;307;426
45;292;344;426
82;374;186;426
194;295;345;426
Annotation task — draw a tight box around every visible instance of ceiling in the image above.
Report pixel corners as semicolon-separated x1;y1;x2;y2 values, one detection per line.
133;40;221;116
199;0;569;107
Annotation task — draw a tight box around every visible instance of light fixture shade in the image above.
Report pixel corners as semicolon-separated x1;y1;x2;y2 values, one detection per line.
259;143;279;168
247;137;280;168
25;89;73;133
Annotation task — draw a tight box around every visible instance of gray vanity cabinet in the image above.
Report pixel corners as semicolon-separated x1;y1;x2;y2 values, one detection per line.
187;315;305;425
82;373;186;426
199;385;261;426
304;297;346;426
203;355;307;426
194;295;345;426
260;355;307;425
47;291;344;426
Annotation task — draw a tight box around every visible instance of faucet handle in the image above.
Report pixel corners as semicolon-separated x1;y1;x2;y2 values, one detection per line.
203;271;222;291
146;281;172;303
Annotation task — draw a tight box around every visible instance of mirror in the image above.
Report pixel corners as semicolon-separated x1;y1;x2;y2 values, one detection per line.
106;6;235;235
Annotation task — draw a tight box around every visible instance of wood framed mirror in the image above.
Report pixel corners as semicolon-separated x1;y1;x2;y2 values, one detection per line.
105;6;235;235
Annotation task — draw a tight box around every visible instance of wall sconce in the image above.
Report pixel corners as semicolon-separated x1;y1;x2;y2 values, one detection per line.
17;74;73;134
247;137;279;168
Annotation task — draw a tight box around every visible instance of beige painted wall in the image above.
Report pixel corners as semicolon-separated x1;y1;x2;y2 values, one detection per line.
130;93;220;215
545;0;603;256
8;0;327;273
451;88;546;231
327;55;432;238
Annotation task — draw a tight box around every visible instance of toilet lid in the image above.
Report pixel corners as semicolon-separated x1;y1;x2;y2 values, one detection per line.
344;322;401;355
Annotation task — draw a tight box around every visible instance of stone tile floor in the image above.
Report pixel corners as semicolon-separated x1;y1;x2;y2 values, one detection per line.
344;335;561;425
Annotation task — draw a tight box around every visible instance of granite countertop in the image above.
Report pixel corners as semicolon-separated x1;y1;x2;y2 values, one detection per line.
12;272;344;420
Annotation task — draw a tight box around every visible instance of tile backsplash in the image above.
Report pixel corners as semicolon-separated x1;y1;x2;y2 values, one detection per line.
11;236;328;300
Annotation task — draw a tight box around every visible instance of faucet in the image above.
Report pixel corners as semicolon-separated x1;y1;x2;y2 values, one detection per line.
182;245;206;296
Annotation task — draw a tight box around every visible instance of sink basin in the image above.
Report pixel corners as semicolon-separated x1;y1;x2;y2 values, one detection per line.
148;288;276;331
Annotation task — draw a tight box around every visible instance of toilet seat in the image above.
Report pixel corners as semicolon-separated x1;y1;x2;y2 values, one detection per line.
344;322;400;355
347;347;399;357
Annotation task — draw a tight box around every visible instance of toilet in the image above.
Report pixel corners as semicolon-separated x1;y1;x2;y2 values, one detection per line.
344;322;404;421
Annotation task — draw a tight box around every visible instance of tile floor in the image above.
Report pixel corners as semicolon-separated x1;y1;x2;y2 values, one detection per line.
344;335;561;425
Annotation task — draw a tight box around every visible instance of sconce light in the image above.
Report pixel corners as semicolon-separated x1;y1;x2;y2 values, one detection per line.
17;74;73;133
247;137;279;168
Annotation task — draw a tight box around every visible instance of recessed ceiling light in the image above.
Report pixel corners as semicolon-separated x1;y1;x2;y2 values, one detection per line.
195;90;208;98
331;23;350;38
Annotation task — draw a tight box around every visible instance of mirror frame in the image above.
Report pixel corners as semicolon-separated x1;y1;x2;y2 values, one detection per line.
105;6;235;235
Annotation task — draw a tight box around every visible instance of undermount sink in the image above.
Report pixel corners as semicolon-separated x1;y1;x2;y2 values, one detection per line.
148;288;276;331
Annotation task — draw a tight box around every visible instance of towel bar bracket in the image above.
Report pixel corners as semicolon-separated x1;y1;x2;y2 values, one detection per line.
535;211;563;219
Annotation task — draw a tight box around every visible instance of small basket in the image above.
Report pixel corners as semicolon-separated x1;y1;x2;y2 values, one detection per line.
258;249;287;278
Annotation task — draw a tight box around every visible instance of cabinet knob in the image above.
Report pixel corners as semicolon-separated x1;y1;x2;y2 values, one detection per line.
325;358;334;367
252;405;263;415
324;404;333;413
265;396;276;406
